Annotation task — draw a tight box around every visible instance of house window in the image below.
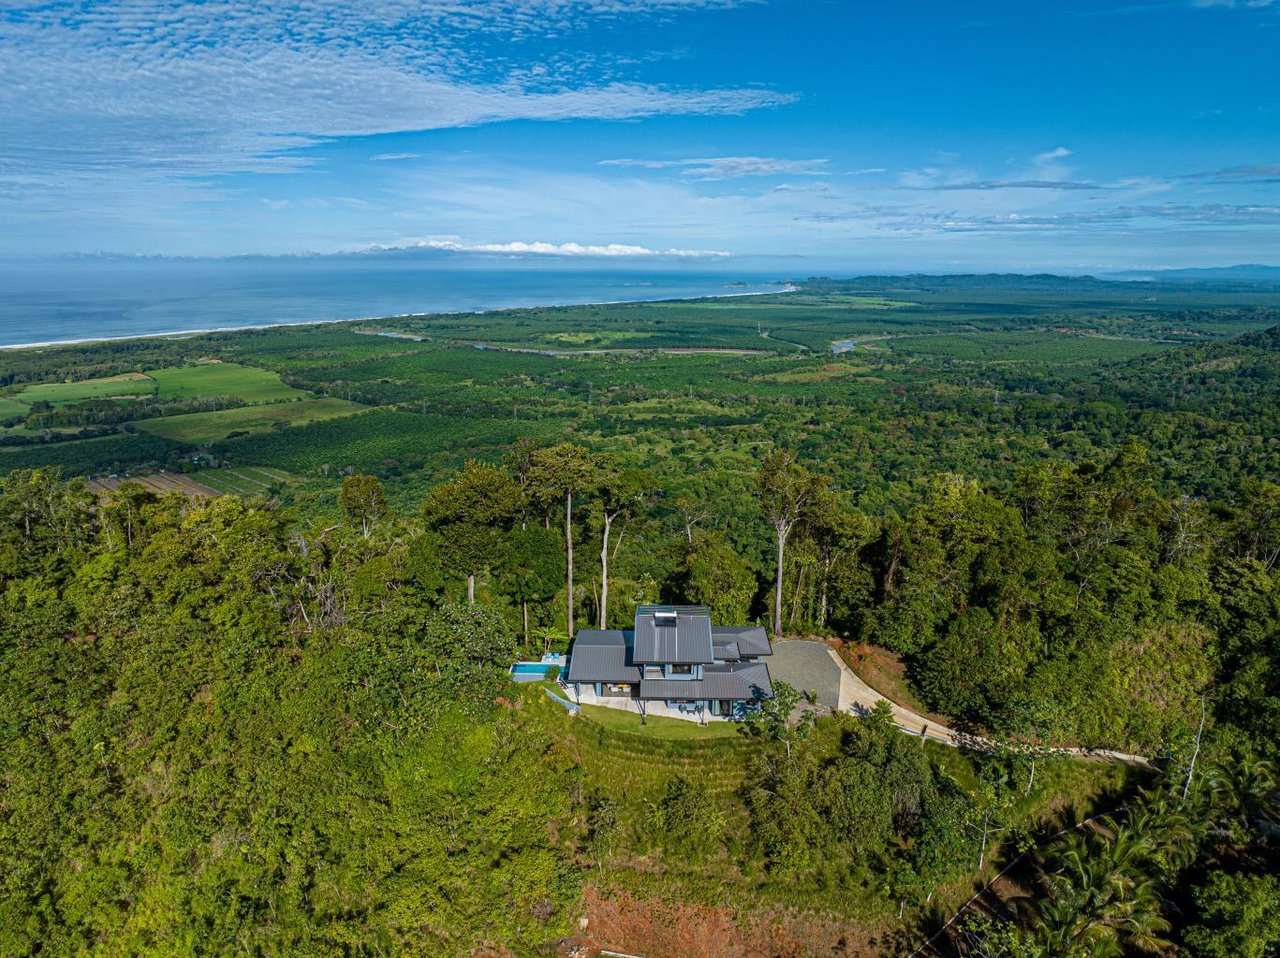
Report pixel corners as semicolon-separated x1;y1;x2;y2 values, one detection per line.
644;665;664;678
669;664;693;675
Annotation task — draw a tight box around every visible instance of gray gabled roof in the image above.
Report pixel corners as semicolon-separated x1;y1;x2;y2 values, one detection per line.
711;626;772;657
565;630;641;684
633;605;713;664
638;661;773;701
712;640;741;662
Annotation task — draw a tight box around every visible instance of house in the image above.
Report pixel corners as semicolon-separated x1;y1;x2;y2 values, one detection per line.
565;605;773;718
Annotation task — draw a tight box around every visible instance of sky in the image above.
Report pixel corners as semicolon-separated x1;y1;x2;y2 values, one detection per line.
1;0;1278;271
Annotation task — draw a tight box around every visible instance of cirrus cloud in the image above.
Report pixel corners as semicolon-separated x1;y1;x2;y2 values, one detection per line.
0;1;793;209
600;155;829;179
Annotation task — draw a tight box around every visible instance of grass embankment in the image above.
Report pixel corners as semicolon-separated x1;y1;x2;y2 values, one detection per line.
576;703;744;740
524;684;751;799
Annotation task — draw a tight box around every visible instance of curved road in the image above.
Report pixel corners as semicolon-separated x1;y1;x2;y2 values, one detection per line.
771;640;1153;768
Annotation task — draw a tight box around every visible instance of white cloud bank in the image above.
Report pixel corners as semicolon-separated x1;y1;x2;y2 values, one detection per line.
376;237;730;258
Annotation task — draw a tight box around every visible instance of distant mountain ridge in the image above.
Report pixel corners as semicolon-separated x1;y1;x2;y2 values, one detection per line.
1106;264;1280;283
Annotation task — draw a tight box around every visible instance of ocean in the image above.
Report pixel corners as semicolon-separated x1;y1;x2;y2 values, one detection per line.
0;259;786;349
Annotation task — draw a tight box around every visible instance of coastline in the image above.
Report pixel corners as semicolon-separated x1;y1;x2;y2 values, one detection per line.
0;284;798;352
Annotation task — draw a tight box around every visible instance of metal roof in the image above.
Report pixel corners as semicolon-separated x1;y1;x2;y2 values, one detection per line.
712;640;741;661
711;626;772;657
638;662;773;701
565;630;641;684
633;606;713;664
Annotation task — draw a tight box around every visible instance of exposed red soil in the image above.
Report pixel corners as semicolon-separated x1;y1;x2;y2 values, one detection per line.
573;883;893;958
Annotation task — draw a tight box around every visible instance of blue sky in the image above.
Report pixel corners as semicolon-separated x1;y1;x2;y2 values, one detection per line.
1;0;1277;270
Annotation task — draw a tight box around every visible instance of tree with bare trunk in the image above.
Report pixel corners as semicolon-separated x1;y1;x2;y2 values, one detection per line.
526;443;598;638
593;463;654;629
757;449;826;638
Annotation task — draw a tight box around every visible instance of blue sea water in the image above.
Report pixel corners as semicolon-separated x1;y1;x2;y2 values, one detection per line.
0;259;785;349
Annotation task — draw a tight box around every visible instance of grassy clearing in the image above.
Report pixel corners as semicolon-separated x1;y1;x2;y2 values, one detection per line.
0;398;31;418
12;364;304;409
135;398;365;444
148;363;305;403
756;362;868;383
16;373;154;406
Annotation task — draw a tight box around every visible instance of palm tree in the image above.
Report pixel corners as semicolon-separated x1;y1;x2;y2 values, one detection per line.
1205;758;1276;835
1032;820;1175;957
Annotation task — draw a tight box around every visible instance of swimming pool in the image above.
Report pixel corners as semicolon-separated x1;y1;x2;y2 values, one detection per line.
510;661;562;682
511;662;552;675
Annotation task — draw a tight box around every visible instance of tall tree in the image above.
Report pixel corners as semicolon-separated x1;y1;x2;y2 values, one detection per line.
526;443;598;637
421;460;520;603
496;525;565;644
100;480;158;551
757;450;825;638
593;463;654;629
682;529;757;624
338;473;388;538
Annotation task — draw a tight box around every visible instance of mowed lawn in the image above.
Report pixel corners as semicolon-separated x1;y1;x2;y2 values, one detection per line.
16;373;155;406
148;363;304;402
136;398;366;443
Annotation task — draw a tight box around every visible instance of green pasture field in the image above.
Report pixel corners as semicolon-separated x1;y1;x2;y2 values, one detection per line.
15;373;155;406
135;398;365;443
10;362;304;410
0;398;30;418
148;362;305;403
